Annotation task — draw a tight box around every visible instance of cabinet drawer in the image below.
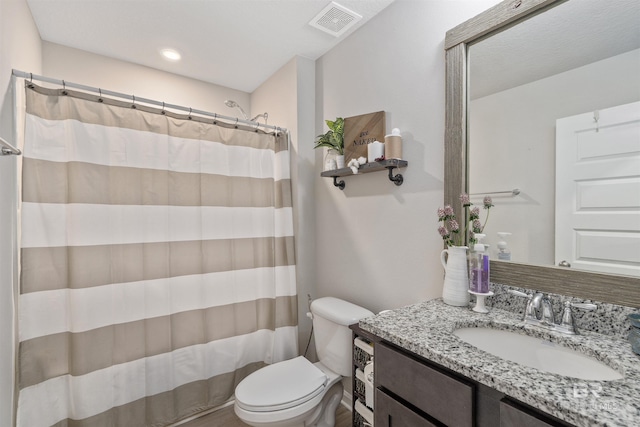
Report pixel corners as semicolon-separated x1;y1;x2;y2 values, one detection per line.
375;389;438;427
376;342;473;427
500;399;566;427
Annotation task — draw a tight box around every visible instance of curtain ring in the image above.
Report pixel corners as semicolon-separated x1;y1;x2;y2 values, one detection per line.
30;73;33;82
98;88;103;103
62;80;67;95
235;117;239;129
161;102;166;115
213;113;217;125
131;94;137;109
254;122;260;132
27;73;34;88
188;107;192;120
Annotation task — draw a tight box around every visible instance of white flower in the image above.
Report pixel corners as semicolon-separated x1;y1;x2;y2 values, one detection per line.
347;158;360;174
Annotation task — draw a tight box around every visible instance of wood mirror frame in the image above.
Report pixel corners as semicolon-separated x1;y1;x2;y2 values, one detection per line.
444;0;640;308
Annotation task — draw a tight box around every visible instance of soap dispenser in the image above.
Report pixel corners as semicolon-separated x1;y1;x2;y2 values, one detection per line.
478;234;490;293
497;232;512;261
468;234;493;313
469;234;489;293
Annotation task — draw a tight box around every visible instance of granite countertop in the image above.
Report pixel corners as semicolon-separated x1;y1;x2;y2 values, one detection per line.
360;299;640;427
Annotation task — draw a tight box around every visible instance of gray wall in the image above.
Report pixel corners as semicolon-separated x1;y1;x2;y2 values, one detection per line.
314;0;500;314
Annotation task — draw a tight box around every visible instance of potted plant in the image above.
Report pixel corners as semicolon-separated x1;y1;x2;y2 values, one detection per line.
314;117;345;169
437;193;494;307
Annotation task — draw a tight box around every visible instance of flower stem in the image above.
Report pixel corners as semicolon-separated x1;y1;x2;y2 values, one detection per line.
481;209;491;233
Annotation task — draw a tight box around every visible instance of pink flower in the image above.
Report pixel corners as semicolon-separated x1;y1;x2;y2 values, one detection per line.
444;205;454;216
483;196;493;209
469;206;480;220
435;194;495;248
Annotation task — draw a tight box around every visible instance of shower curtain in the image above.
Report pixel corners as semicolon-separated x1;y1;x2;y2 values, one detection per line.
17;83;298;427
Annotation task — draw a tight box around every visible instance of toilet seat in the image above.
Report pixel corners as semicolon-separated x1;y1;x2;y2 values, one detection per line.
235;356;328;412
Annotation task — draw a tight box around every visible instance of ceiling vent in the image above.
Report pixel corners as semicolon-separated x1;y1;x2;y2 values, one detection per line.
309;2;363;37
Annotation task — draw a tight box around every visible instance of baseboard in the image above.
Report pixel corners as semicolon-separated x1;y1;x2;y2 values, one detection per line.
341;389;352;411
169;399;235;426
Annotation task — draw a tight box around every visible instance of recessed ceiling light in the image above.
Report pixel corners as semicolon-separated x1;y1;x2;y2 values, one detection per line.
160;48;181;62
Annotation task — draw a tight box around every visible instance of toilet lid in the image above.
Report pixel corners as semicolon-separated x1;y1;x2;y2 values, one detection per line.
235;356;328;412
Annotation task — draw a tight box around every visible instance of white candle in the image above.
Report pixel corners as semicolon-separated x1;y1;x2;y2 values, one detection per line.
367;141;385;162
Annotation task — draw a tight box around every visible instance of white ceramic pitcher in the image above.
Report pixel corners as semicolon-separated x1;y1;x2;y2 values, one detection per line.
440;246;470;307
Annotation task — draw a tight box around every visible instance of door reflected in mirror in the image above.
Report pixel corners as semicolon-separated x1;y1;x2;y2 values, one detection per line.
467;0;640;277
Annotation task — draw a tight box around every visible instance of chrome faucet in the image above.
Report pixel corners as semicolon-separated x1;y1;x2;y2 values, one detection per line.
509;290;596;335
530;292;555;326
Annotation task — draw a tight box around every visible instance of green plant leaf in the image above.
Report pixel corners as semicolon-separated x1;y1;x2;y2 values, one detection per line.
314;117;345;154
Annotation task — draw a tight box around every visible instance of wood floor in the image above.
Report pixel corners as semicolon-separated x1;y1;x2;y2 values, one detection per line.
178;403;352;427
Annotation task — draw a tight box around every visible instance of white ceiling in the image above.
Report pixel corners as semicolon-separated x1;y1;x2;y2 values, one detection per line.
26;0;395;93
470;0;640;99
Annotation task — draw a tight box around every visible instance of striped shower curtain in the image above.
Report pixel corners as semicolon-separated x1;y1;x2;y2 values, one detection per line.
17;83;298;427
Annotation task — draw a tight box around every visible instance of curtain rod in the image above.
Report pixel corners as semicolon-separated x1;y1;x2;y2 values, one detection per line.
0;136;21;156
12;69;287;134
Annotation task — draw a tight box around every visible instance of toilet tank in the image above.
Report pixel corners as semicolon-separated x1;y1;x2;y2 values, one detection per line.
310;297;374;377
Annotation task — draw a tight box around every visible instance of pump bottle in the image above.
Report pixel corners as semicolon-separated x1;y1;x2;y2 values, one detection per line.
497;232;512;261
469;234;490;293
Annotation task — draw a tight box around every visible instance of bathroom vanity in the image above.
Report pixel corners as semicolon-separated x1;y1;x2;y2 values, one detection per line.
359;292;640;427
374;340;571;427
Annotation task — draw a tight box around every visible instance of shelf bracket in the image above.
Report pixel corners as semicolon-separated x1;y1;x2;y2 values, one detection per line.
333;176;345;190
387;166;404;186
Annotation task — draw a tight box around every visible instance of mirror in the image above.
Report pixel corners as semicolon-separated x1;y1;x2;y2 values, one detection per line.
445;0;640;307
468;0;640;276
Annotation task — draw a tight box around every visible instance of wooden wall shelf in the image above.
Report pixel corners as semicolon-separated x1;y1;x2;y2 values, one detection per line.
320;159;408;190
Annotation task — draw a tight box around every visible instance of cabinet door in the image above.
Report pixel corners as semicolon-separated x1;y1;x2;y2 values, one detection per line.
375;389;439;427
500;399;566;427
376;343;473;427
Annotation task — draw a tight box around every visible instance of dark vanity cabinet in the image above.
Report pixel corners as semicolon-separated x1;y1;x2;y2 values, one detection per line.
374;341;574;427
375;342;472;427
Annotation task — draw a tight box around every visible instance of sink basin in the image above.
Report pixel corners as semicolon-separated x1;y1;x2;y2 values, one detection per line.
454;327;623;381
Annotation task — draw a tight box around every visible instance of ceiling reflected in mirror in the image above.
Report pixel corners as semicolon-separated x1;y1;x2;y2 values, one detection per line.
470;0;640;100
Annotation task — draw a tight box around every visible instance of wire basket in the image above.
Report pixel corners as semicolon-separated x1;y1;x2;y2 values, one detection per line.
353;337;373;369
354;375;367;403
354;409;367;427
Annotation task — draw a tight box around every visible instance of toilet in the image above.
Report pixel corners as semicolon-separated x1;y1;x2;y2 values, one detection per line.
234;297;374;427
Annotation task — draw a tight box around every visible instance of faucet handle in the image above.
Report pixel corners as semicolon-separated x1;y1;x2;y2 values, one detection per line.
508;290;535;321
571;302;597;311
558;302;597;335
559;301;576;334
508;289;529;298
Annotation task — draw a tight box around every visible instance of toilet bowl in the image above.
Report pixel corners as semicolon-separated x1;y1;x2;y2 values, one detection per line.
233;297;374;427
234;357;342;427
